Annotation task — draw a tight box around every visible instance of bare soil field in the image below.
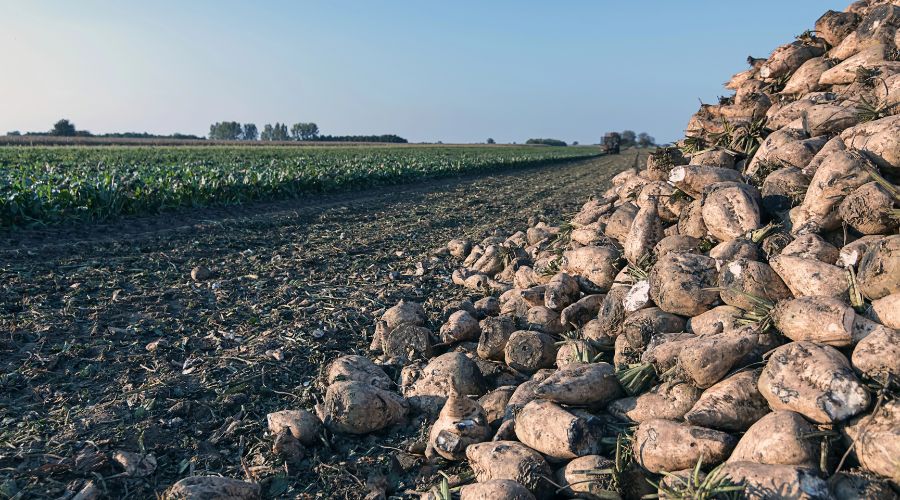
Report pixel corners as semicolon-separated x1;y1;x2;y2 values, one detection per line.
0;153;638;499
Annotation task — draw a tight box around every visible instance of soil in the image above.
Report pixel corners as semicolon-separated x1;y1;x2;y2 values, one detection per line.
0;152;640;499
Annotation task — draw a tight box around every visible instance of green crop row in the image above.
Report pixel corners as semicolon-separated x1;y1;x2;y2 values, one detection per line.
0;145;600;227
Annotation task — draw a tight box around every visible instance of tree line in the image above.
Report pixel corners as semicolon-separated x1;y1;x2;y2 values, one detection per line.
616;130;656;148
3;119;406;144
315;134;407;143
525;138;568;147
4;119;202;140
207;122;321;141
209;121;407;143
6;119;651;147
524;134;655;147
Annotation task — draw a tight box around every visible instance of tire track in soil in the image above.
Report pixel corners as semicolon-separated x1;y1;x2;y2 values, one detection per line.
0;153;640;499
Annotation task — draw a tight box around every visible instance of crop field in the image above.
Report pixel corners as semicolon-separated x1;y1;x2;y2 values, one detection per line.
0;153;637;498
0;145;600;227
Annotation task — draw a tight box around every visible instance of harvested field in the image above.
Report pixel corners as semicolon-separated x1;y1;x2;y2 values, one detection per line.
0;153;639;498
4;1;900;499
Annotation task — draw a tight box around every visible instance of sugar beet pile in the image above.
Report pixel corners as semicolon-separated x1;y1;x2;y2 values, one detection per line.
168;2;900;499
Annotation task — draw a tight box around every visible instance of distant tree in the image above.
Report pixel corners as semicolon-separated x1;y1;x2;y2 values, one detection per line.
242;123;258;141
572;141;579;145
259;123;289;141
51;119;77;136
290;122;319;140
272;123;290;141
6;131;20;136
209;121;242;140
525;138;567;147
486;138;495;144
290;123;303;140
637;132;656;148
620;130;636;148
260;124;274;141
229;122;242;139
304;122;319;140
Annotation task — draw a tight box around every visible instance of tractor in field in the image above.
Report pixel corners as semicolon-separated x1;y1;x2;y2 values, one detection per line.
602;132;621;154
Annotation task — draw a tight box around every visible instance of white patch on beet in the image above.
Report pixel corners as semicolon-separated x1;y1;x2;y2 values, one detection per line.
727;261;743;279
623;280;651;312
837;248;859;268
822;375;870;421
668;166;686;183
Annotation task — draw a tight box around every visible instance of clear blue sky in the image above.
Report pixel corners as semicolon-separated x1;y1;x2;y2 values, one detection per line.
0;1;847;144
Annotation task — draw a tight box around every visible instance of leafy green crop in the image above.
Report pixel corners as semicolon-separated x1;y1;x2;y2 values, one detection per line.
0;145;600;227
